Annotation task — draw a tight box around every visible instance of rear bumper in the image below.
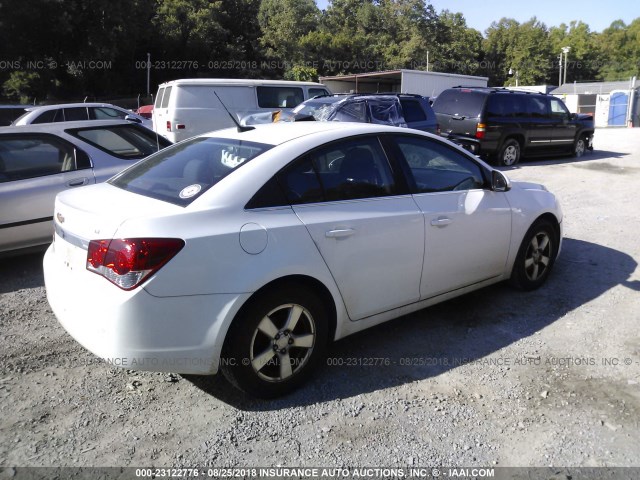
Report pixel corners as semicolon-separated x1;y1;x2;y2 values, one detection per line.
44;244;250;375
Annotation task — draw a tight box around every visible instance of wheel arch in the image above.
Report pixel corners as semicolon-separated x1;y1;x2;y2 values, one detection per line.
535;212;562;247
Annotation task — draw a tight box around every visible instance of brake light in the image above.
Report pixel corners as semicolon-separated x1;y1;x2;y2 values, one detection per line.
476;123;486;139
176;124;185;130
87;238;184;290
166;120;172;132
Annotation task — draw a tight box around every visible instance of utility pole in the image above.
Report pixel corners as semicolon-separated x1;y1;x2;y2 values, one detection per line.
562;47;571;85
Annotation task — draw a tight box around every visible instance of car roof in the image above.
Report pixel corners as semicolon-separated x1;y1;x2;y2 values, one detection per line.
0;119;145;133
23;102;126;112
159;78;326;87
199;121;421;146
448;86;548;96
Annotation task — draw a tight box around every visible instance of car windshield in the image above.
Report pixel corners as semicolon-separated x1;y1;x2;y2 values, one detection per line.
109;137;273;206
291;97;343;121
432;89;486;118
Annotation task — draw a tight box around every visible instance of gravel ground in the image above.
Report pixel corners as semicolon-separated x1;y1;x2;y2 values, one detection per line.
0;127;639;470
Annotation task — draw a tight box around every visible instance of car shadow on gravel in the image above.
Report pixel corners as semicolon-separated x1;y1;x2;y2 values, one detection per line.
186;237;638;409
0;252;45;294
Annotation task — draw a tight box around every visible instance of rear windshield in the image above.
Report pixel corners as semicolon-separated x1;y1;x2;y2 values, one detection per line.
432;89;486;118
109;137;273;206
67;124;171;159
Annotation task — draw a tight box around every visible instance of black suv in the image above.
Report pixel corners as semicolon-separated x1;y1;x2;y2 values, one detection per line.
432;87;594;166
286;93;439;135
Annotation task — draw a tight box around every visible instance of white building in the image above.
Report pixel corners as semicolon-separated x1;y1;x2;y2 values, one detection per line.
319;69;488;99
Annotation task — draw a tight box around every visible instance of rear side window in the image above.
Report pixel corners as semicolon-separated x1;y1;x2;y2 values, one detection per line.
64;107;89;121
67;125;171;159
160;86;172;108
31;109;61;124
432;89;486;118
257;87;304;108
526;97;548;118
485;95;525;118
0;134;82;182
110;137;273;206
368;100;404;126
400;99;427;122
332;101;367;122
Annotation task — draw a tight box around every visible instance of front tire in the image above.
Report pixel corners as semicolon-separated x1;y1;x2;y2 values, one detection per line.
497;139;521;166
221;285;328;398
509;219;558;291
573;134;587;158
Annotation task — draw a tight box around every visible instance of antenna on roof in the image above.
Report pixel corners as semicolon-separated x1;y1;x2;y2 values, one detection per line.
214;92;254;133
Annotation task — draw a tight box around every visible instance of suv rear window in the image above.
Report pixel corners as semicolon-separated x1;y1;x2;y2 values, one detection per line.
432;89;486;118
400;99;427;122
109;137;273;206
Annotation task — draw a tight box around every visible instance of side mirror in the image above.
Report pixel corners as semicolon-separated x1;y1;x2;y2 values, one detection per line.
124;115;142;124
491;170;511;192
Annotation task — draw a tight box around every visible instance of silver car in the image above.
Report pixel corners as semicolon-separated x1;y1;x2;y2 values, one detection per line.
0;120;171;256
12;102;152;129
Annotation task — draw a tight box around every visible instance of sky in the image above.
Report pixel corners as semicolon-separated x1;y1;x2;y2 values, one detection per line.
315;0;640;35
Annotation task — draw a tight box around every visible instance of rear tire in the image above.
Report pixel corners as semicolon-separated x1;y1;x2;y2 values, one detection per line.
509;219;558;291
497;139;521;166
221;284;328;398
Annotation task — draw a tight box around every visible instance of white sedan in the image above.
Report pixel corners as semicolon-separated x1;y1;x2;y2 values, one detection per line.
44;122;562;398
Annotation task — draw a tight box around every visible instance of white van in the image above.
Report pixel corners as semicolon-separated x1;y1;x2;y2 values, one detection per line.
152;79;331;142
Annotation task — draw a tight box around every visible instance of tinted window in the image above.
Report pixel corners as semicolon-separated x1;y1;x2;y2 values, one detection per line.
64;107;89;121
31;109;60;124
0;134;79;182
0;107;27;126
160;86;172;108
332;101;367;122
432;89;486;118
68;124;170;159
110;137;272;206
393;135;485;193
400;99;427;122
256;87;304;108
279;137;396;204
526;97;548;118
485;94;528;118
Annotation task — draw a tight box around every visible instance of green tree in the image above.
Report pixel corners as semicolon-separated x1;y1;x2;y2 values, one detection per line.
549;21;599;83
595;19;640;81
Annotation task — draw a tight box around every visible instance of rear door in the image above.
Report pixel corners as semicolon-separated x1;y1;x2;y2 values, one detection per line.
0;133;95;252
281;135;424;320
524;96;553;151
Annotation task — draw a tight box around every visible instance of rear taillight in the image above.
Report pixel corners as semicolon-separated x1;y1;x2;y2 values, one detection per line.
166;120;172;132
87;238;184;290
475;123;486;139
436;123;441;136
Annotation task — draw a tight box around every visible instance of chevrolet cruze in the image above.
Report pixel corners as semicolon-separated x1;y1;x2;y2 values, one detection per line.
44;122;562;398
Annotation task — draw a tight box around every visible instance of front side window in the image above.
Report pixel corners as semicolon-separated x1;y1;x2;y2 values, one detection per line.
160;86;172;108
279;136;397;204
393;135;485;193
256;87;304;108
91;107;127;120
67;124;171;159
549;98;570;120
110;137;272;206
154;88;165;108
0;134;81;182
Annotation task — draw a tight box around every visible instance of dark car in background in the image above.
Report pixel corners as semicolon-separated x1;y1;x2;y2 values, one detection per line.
0;120;171;256
432;87;594;166
284;93;440;135
0;105;30;126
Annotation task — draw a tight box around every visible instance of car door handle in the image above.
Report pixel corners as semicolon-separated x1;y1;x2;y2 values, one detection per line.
325;228;355;238
430;217;452;227
67;177;89;187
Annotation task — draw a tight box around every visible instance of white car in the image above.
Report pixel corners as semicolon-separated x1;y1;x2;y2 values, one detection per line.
12;102;152;129
44;122;562;398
